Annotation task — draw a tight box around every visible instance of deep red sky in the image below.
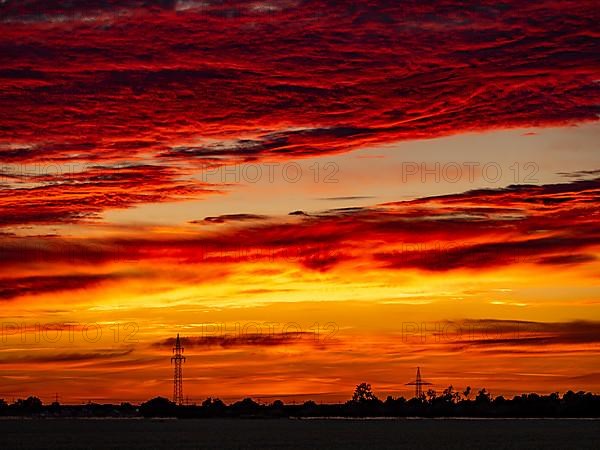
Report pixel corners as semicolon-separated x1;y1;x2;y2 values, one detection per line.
0;0;599;403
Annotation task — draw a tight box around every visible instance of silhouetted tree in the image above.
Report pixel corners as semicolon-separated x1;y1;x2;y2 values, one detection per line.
463;386;472;400
442;385;461;404
476;389;491;404
201;397;214;408
199;397;225;417
268;399;285;417
211;398;225;409
15;396;43;413
298;400;316;414
426;389;437;402
231;397;261;416
140;397;176;417
352;383;378;403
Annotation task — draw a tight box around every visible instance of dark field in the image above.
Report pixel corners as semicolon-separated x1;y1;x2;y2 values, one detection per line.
1;418;598;449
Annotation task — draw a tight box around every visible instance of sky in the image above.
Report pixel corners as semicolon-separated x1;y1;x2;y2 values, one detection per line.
0;0;599;404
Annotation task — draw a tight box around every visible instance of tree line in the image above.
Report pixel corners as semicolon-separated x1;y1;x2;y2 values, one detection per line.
1;384;598;418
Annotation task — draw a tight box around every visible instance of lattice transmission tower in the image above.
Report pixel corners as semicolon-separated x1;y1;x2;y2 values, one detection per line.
171;333;186;405
406;366;432;399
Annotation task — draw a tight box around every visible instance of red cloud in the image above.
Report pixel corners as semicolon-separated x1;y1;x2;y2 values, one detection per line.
154;332;326;349
0;164;214;226
1;178;598;286
0;0;597;170
1;1;598;228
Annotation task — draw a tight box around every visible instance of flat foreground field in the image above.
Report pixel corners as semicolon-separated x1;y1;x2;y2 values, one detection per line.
1;418;598;449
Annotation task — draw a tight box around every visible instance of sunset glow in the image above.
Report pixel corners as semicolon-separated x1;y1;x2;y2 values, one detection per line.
0;0;599;404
